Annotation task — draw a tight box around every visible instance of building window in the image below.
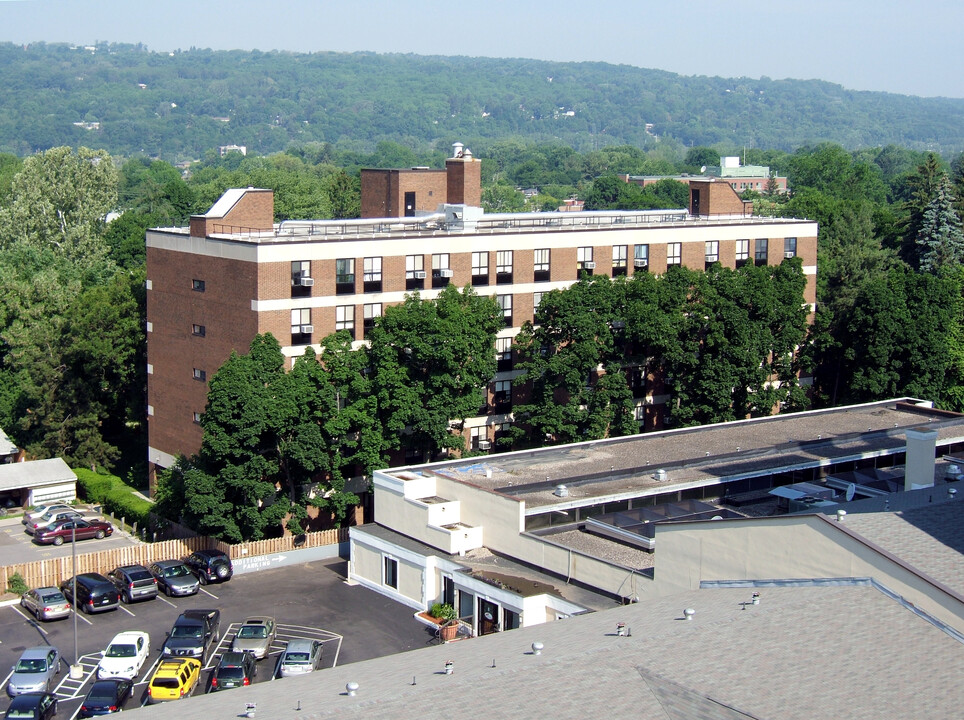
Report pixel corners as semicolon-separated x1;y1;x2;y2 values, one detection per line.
335;305;354;335
192;368;206;382
735;240;750;268
383;556;398;590
472;251;489;286
363;303;381;338
406;255;425;290
432;253;452;288
534;248;550;282
291;308;312;345
612;245;628;277
193;412;202;424
497;294;513;327
494;422;512;450
493;380;512;411
634;244;649;272
755;238;768;266
705;241;719;270
335;258;355;295
666;243;682;266
192;324;205;337
470;426;489;451
496;250;513;284
363;257;382;293
496;337;513;372
634;400;646;422
784;237;797;259
577;247;594;276
291;261;312;298
192;279;205;292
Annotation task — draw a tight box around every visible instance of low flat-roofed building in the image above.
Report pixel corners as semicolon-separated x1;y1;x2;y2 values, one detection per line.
0;457;77;507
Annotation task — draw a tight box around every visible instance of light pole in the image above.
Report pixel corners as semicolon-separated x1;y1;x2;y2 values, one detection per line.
69;523;82;679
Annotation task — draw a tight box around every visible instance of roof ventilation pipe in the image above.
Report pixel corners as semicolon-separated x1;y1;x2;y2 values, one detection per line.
553;484;569;498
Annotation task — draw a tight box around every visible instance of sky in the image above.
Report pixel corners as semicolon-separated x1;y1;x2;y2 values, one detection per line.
0;0;962;99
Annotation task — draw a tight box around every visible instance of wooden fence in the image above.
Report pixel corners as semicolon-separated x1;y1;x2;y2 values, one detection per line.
1;527;349;592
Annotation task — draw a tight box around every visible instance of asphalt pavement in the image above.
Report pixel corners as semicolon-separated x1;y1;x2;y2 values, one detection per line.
0;559;434;719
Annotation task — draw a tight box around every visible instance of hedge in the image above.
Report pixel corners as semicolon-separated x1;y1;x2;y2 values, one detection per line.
73;467;152;529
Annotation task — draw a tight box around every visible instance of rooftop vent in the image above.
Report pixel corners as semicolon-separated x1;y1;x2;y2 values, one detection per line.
553;484;569;498
653;468;668;482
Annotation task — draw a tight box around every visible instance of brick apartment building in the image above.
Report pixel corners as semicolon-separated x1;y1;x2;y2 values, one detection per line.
624;156;789;196
145;148;817;481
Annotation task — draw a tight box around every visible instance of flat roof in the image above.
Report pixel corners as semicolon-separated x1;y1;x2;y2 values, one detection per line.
390;399;964;514
132;583;964;720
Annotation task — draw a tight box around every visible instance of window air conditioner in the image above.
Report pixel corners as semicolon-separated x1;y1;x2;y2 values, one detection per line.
300;325;314;334
477;440;491;450
440;269;454;278
583;261;596;269
299;277;315;287
784;251;796;259
413;271;427;279
634;259;648;268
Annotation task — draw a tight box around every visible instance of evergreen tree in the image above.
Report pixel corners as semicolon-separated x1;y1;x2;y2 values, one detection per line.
917;175;964;274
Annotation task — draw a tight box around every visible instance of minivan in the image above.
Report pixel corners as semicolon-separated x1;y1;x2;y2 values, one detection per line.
60;573;119;614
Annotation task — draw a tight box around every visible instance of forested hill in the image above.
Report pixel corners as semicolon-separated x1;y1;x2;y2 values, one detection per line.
2;42;963;161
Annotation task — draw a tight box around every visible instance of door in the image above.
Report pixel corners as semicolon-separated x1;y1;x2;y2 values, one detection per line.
404;191;416;217
478;598;499;635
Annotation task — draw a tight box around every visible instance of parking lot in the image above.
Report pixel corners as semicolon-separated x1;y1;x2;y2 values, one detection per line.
0;512;140;567
0;559;434;718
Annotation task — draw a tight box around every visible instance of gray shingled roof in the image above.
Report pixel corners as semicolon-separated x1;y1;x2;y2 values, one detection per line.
132;585;964;720
0;457;76;492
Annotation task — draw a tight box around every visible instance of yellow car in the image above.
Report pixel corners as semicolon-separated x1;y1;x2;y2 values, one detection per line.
147;658;202;703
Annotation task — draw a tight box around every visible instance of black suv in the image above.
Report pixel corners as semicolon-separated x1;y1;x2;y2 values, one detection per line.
162;609;221;661
209;651;256;692
184;549;233;585
60;573;119;614
107;564;158;603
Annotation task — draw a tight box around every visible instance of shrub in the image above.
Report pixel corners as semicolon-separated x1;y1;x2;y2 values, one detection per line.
429;602;456;622
73;467;151;528
6;572;28;596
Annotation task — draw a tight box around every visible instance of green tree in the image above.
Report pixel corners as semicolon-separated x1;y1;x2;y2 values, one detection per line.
368;286;503;462
917;175;964;274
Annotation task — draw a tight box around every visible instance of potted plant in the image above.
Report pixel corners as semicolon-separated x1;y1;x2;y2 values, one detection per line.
430;602;459;641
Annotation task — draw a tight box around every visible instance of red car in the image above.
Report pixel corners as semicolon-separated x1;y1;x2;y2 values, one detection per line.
34;518;113;546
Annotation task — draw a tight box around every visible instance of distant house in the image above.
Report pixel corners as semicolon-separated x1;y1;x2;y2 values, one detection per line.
218;144;247;156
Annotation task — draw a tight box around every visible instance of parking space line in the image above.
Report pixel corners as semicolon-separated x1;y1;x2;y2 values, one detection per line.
330;636;342;668
199;587;219;600
12;605;51;636
118;605;135;617
156;594;176;608
76;612;93;626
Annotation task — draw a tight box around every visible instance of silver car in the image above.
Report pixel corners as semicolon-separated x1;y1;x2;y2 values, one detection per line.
150;560;200;597
25;509;82;535
22;504;73;525
278;640;322;677
7;646;61;697
20;587;71;621
231;617;276;660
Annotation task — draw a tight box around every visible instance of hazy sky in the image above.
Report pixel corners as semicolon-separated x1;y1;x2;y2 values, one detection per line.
1;0;962;98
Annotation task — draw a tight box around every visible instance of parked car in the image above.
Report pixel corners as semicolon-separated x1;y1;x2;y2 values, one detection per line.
149;560;200;597
6;647;60;697
162;609;221;661
78;679;133;717
60;573;119;614
208;651;256;692
25;509;81;535
22;504;73;525
184;549;233;585
147;659;201;703
3;691;57;720
97;631;150;680
33;518;113;546
231;616;276;660
20;587;71;621
107;565;158;603
278;639;323;677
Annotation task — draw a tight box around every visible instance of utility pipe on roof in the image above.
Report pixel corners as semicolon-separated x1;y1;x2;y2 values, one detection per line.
278;214;445;231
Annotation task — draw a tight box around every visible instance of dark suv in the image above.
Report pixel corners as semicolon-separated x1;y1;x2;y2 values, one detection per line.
108;564;158;603
184;549;233;585
162;609;221;661
60;573;119;614
209;651;256;692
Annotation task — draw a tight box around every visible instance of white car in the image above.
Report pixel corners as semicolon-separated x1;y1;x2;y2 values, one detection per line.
22;503;74;526
97;631;151;680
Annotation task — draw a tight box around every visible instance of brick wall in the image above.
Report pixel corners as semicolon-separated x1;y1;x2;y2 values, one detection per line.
147;246;260;460
361;169;447;218
446;157;482;207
